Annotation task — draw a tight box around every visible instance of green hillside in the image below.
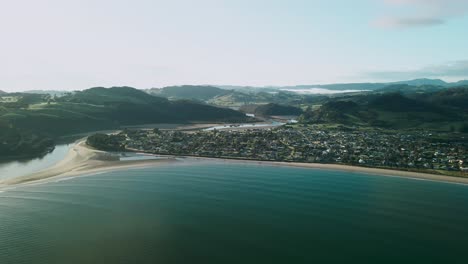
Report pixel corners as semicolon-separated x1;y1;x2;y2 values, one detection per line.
374;84;445;94
208;91;304;107
413;86;468;111
148;85;227;101
64;87;168;105
0;87;248;159
147;85;308;108
300;89;468;131
223;79;467;92
208;91;267;106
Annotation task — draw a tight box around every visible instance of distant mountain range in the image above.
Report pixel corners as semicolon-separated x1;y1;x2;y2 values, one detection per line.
216;79;468;91
146;81;468;108
146;85;291;106
147;85;227;101
4;78;468;96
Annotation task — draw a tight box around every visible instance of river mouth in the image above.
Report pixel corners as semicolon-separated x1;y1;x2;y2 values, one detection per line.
0;124;207;181
0;144;72;181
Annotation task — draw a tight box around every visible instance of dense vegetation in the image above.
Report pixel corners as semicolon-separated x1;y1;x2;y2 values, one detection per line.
141;83;468;132
231;78;468;91
148;85;308;107
3;82;468;159
0;121;54;159
299;87;468;132
0;87;248;159
148;85;227;101
412;87;468;111
86;133;126;151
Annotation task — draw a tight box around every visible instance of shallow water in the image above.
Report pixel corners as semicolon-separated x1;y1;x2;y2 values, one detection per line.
0;144;71;180
1;162;468;263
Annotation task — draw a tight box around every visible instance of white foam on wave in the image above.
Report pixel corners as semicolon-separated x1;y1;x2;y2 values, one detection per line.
54;177;77;183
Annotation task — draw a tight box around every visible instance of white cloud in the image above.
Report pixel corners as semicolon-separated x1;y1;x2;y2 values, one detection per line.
375;0;468;29
375;17;444;28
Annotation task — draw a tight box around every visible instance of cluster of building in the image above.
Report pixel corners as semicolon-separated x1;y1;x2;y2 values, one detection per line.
121;126;468;172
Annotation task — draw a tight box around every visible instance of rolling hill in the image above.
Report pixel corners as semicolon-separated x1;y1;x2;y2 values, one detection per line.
48;87;248;133
374;84;445;94
0;87;248;158
219;79;468;92
300;89;468;131
148;85;227;101
412;86;468;111
147;85;306;107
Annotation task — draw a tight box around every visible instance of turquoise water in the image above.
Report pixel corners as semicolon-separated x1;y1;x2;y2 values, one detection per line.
1;162;468;263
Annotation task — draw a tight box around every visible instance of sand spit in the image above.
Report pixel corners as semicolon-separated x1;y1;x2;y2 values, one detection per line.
0;141;176;187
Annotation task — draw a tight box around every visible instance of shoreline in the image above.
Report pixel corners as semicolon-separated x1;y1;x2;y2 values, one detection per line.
0;141;176;189
2;141;468;189
198;158;468;185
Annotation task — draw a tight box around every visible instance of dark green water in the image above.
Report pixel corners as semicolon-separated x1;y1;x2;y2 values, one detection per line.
1;162;468;264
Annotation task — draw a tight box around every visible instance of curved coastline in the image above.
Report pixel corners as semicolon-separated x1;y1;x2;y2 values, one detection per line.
0;141;176;188
176;156;468;185
2;140;468;188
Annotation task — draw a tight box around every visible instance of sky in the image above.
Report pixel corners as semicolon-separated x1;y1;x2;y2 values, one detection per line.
1;0;467;91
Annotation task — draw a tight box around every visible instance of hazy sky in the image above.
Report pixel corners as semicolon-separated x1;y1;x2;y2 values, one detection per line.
1;0;467;91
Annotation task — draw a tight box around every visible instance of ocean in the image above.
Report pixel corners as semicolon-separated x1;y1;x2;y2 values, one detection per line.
1;162;468;263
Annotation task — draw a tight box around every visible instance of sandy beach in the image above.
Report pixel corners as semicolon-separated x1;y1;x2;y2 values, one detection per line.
2;140;468;188
0;141;176;187
177;157;468;185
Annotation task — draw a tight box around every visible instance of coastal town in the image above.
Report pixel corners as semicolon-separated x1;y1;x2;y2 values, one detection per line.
87;125;468;175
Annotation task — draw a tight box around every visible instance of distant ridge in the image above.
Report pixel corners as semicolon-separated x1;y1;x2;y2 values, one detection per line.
215;79;468;91
285;78;467;90
22;90;71;97
8;78;468;95
148;85;227;101
0;90;6;95
391;78;447;87
451;80;468;86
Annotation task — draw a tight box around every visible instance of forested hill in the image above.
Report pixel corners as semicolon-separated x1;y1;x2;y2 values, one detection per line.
148;85;227;101
219;78;468;92
300;87;468;132
410;86;468;111
62;86;169;105
0;86;248;159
